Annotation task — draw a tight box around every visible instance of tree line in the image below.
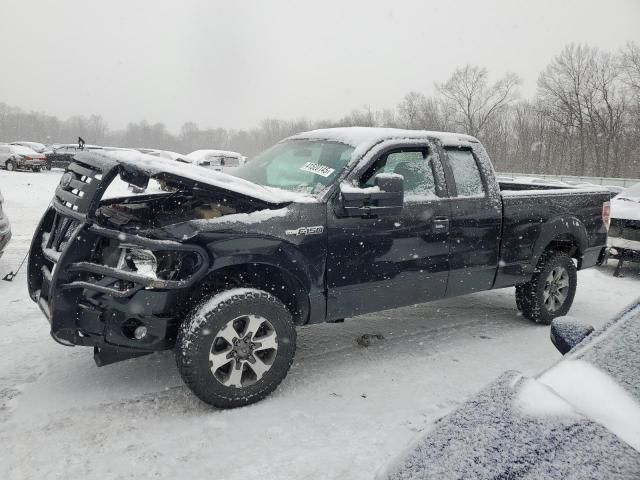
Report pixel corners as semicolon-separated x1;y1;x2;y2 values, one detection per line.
1;42;639;178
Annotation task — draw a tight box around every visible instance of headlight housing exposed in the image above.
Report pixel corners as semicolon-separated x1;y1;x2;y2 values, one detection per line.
111;243;200;283
121;247;158;279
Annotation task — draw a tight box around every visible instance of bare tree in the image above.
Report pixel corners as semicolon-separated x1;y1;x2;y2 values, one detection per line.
538;44;598;174
620;41;640;96
436;65;520;137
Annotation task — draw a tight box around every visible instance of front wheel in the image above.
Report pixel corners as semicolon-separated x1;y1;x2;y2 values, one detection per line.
5;160;16;171
516;251;577;325
176;288;297;408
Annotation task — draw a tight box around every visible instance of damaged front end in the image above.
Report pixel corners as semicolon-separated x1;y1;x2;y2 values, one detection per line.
27;150;286;365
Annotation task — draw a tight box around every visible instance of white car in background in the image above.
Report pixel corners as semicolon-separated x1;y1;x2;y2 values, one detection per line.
10;141;49;154
184;149;246;170
607;182;640;276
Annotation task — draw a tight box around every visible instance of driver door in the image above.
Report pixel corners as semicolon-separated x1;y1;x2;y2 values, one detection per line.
326;144;451;319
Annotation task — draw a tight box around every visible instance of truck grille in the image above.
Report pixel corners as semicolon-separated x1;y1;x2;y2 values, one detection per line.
610;218;640;241
54;161;104;214
42;212;80;264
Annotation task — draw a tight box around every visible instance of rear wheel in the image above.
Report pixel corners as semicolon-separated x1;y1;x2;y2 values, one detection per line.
516;251;577;325
5;160;16;171
176;288;297;408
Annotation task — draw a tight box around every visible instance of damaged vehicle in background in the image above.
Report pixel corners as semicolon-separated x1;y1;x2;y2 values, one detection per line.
607;182;640;277
27;127;611;408
380;298;640;480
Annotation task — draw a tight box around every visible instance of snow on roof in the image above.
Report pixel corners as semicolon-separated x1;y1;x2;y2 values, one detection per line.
186;149;244;160
284;127;479;152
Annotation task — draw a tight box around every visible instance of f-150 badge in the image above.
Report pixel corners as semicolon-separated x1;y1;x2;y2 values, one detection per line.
285;226;324;236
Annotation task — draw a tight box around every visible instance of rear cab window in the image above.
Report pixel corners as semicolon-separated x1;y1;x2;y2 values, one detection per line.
445;148;486;198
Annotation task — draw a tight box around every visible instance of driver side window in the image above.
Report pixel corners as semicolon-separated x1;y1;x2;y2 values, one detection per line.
360;148;437;198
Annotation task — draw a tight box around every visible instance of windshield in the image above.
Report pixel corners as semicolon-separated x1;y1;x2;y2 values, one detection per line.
232;140;354;195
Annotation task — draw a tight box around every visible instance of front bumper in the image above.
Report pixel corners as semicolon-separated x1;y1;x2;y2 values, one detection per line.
607;218;640;253
27;157;209;355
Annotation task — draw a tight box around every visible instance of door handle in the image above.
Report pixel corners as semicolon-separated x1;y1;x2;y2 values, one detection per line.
432;216;449;232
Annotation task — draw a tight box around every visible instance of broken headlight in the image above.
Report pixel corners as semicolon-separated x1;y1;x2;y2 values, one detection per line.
120;247;158;279
115;244;199;282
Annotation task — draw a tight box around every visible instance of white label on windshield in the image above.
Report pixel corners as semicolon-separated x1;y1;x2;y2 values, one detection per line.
300;162;335;178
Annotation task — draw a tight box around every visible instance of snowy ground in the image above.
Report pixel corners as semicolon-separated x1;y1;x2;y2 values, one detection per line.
0;169;638;480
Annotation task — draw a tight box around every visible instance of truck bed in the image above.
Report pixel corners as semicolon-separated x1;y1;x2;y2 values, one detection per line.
494;179;610;289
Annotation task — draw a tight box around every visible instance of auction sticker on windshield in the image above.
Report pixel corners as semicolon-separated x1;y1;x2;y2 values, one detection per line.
300;162;335;177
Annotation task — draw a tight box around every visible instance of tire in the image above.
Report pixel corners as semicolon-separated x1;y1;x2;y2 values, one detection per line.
176;288;297;408
6;160;16;171
516;250;577;325
33;167;41;173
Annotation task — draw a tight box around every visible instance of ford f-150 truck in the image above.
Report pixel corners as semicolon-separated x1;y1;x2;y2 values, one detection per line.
27;127;611;408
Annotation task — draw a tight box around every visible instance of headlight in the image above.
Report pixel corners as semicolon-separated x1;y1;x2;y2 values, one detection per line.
119;246;158;279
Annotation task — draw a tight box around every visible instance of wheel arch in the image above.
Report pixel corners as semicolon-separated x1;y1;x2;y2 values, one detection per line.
186;260;311;326
532;215;589;269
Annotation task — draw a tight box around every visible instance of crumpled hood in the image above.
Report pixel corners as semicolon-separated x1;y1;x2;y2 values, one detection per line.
74;149;312;206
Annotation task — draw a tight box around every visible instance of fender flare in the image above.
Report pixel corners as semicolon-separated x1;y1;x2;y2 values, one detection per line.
531;214;588;267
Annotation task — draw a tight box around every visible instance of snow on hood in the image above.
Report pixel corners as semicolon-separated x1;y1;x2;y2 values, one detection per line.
612;183;640;221
537;359;640;451
612;198;640;221
380;371;640;480
75;149;313;205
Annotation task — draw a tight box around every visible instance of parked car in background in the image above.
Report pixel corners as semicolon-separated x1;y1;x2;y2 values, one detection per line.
0;188;11;258
0;144;47;172
10;141;49;154
184;149;246;170
45;143;105;169
381;298;640;480
608;182;640;276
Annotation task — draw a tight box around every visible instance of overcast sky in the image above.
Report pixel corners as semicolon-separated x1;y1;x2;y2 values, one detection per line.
2;0;639;132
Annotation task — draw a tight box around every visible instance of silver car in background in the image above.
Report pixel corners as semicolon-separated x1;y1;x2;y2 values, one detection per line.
0;144;47;172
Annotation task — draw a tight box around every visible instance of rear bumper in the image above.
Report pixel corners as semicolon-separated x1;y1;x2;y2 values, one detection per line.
18;160;46;169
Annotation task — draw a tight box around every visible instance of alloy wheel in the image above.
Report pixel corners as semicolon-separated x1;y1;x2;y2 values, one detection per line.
543;266;569;312
209;314;278;388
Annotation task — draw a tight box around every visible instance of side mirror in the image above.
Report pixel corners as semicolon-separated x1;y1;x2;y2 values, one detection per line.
550;316;595;355
338;173;404;217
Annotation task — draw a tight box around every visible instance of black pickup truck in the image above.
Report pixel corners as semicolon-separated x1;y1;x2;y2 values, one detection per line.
27;127;611;408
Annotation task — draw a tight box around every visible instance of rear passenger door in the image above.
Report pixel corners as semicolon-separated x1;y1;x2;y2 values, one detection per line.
442;147;502;297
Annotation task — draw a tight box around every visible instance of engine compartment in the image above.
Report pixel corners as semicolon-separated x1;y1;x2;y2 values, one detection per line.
95;187;268;232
